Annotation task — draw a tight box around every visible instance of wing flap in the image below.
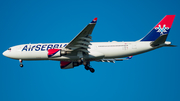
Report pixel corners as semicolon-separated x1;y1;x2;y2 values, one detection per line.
150;34;168;47
79;37;93;42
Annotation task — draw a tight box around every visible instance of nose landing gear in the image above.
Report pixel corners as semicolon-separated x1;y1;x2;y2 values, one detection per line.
19;59;23;67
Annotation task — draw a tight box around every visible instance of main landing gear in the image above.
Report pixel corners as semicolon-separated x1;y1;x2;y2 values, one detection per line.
19;59;23;68
84;61;95;73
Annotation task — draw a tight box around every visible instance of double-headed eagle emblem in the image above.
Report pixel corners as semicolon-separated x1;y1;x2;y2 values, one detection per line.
155;24;169;35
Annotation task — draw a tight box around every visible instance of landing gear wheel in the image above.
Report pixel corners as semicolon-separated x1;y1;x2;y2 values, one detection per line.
20;64;23;68
19;59;23;68
85;66;90;70
83;61;95;73
89;68;95;73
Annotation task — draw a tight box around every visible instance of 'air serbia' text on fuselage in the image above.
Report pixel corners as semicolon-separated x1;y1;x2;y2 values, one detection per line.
22;44;67;51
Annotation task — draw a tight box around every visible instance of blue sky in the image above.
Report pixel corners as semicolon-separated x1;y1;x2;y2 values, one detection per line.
0;0;180;101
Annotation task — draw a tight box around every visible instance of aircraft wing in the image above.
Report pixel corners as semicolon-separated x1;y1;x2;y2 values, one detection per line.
65;18;97;53
97;56;133;63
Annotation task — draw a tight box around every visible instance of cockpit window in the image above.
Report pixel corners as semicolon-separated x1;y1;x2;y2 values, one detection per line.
8;48;11;50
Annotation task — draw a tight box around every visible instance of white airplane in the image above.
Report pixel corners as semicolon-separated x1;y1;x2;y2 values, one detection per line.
3;15;176;73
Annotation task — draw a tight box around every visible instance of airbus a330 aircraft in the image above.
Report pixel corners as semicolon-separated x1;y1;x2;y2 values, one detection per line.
3;15;175;73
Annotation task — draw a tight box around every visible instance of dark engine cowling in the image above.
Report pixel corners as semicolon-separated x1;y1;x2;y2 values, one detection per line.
48;49;69;57
60;61;82;69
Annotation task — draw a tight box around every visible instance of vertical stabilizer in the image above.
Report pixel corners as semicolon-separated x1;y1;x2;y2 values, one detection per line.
140;15;175;41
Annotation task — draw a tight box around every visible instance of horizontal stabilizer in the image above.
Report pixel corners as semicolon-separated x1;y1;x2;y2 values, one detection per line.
164;44;177;47
97;56;133;63
150;34;168;47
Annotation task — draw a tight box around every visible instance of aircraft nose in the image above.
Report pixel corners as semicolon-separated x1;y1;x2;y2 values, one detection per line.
3;50;19;59
3;50;12;58
3;51;7;57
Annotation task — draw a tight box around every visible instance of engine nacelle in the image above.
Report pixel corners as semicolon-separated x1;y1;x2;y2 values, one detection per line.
60;61;82;69
48;49;70;57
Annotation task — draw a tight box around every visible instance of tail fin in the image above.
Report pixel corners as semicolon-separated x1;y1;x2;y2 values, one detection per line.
140;15;175;41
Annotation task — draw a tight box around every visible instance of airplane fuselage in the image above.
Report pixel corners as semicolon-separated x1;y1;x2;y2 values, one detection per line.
3;41;170;61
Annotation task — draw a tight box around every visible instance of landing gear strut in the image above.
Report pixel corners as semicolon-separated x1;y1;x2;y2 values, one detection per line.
19;59;23;68
84;61;95;73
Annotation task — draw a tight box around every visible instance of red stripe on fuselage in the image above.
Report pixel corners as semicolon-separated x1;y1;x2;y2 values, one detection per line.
48;49;60;56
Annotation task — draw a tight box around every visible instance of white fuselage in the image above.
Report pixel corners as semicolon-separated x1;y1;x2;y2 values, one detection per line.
3;41;160;61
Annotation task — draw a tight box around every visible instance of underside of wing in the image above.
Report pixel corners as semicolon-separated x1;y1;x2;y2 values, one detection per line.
65;18;97;54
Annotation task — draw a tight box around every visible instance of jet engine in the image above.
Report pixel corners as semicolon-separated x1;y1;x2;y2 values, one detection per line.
60;61;82;69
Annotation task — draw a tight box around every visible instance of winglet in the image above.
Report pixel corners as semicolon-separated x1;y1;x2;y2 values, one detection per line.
91;17;98;23
126;56;133;59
